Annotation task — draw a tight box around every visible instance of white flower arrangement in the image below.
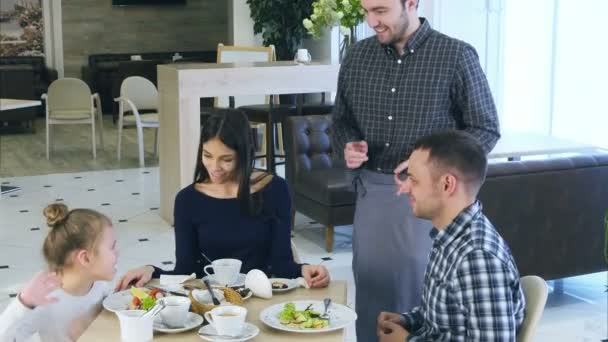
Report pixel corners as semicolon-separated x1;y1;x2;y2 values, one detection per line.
303;0;365;39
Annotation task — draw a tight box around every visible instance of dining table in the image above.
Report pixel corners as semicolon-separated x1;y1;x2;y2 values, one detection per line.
0;98;42;111
80;279;349;341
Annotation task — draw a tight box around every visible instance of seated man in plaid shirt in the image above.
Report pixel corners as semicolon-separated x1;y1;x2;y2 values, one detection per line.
378;130;525;341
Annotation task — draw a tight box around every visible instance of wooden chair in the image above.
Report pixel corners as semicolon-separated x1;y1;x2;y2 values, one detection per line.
215;43;287;170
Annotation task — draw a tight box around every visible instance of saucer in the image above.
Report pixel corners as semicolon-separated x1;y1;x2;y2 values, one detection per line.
202;273;247;288
198;322;259;341
154;312;204;333
269;278;297;293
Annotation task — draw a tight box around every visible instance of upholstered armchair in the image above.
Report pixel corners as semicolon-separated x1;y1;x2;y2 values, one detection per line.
283;114;356;252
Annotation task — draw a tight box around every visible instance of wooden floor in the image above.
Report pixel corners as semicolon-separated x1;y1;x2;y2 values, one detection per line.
0;116;160;177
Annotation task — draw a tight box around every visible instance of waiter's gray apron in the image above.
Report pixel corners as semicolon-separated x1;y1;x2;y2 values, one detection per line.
352;169;432;342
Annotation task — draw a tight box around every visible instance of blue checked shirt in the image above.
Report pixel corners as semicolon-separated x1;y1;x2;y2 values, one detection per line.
403;201;525;341
332;18;500;173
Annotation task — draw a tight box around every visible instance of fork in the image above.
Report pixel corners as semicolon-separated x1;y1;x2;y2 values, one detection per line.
320;297;331;321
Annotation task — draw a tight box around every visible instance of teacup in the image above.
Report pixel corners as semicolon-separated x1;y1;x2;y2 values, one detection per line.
204;305;247;337
294;48;312;64
116;310;153;342
158;296;191;328
204;258;242;285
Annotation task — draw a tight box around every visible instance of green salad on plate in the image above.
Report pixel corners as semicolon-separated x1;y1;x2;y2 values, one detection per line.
278;302;329;329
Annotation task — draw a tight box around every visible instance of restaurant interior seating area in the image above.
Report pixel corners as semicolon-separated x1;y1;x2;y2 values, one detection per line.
1;0;607;341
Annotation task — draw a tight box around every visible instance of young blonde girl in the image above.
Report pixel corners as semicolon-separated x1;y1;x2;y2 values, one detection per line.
0;203;118;342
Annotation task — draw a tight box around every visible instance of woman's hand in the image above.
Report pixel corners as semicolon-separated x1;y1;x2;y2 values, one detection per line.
115;265;154;291
301;265;330;288
19;271;62;308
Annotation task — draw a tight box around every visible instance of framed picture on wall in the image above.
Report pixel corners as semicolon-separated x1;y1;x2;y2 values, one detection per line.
0;0;44;57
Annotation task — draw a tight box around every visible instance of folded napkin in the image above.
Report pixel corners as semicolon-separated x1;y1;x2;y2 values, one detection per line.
296;277;310;289
159;273;196;287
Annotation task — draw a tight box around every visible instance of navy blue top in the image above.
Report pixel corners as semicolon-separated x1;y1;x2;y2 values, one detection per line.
152;176;302;279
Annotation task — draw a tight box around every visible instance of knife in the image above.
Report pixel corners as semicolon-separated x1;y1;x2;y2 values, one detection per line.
146;285;188;297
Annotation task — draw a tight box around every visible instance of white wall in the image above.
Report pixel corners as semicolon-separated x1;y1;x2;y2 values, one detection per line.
42;0;63;77
227;0;262;46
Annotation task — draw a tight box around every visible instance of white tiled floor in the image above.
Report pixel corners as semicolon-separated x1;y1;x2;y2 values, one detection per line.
1;167;606;341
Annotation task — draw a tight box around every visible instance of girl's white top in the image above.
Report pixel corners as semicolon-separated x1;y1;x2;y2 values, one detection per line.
0;281;110;342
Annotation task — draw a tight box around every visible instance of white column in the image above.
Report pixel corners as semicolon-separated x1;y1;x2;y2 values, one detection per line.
227;0;262;46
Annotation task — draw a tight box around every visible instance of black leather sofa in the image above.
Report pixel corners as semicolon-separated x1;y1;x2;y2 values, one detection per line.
81;50;216;115
480;153;608;280
0;56;58;100
0;57;57;129
0;66;36;129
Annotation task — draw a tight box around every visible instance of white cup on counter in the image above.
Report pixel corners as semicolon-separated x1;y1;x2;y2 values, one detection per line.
294;48;312;64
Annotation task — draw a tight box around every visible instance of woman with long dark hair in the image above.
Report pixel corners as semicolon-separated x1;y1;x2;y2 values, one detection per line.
117;110;330;289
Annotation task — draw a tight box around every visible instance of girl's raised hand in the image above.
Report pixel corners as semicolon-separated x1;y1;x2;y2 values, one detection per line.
19;271;61;308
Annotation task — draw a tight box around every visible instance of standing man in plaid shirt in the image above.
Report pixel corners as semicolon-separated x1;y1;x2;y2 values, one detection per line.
331;0;500;340
377;130;525;341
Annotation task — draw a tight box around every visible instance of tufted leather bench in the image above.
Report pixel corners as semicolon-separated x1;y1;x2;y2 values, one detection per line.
284;114;356;252
481;153;608;280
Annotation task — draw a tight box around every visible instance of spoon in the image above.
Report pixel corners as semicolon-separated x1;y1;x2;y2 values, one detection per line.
200;251;213;264
203;279;221;305
142;300;166;318
319;297;331;321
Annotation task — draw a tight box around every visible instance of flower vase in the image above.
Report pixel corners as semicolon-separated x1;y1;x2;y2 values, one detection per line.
339;26;358;63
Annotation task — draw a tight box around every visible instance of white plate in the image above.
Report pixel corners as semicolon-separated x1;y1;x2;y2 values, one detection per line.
102;290;133;312
202;273;247;288
259;300;357;333
269;278;297;293
198;322;260;341
102;290;177;312
154;312;203;333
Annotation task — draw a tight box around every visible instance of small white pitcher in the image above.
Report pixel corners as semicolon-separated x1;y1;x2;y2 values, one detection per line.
116;310;154;342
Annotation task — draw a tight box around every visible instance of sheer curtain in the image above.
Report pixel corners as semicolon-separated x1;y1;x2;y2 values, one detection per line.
550;1;608;148
359;0;608;149
503;0;608;148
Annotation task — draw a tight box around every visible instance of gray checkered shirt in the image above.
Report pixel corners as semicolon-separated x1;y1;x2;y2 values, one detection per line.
331;18;500;173
403;201;525;341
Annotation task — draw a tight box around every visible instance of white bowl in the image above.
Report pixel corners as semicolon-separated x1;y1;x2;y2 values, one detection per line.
192;289;225;304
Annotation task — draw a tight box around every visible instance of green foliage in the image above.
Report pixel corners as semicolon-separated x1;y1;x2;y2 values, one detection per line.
247;0;315;61
0;1;44;57
303;0;365;39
